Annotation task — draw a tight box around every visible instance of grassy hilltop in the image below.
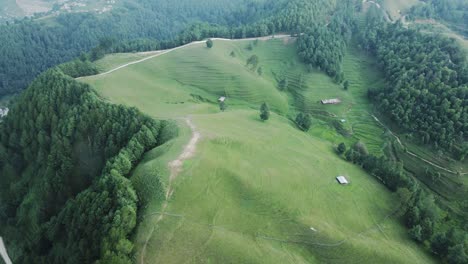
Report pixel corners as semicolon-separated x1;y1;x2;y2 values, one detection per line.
81;38;434;263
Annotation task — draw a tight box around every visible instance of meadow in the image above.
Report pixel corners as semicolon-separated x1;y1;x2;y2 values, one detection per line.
82;38;434;263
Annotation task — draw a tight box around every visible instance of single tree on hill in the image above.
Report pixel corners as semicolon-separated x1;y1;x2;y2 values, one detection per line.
260;102;270;121
343;80;349;90
246;55;259;70
296;113;312;131
279;78;288;91
337;142;346;154
206;39;213;48
257;66;263;76
219;101;226;111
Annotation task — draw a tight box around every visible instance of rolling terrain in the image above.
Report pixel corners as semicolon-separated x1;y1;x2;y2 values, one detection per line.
81;38;435;263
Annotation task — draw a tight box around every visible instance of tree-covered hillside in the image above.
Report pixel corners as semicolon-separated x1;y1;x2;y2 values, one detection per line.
0;0;289;97
0;69;171;263
408;0;468;36
361;6;468;157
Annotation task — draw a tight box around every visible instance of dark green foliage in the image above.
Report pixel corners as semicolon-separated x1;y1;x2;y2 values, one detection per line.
230;51;236;57
206;39;213;48
343;80;349;90
257;66;263;76
297;2;357;82
295;113;312;131
409;225;423;242
58;59;99;78
409;0;468;36
278;78;289;91
361;9;468;153
220;101;227;112
343;136;468;262
337;142;346;154
447;244;468;264
260;102;270;121
297;25;346;82
0;70;167;263
0;0;294;97
246;55;259;70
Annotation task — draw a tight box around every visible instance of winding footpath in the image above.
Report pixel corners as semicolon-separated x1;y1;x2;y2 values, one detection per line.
371;115;467;175
0;237;12;264
77;34;292;79
140;117;201;264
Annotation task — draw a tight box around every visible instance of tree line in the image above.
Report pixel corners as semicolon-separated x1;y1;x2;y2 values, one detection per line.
0;0;291;97
297;1;357;83
0;69;174;263
339;141;467;264
361;6;468;158
408;0;468;36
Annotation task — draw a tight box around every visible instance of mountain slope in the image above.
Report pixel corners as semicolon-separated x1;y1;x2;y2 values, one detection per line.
81;38;435;263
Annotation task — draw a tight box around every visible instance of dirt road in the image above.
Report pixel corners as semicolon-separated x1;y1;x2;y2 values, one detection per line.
140;117;200;264
0;237;12;264
78;34;292;79
371;114;466;175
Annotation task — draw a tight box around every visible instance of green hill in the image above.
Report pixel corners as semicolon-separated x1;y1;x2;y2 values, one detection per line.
81;38;435;263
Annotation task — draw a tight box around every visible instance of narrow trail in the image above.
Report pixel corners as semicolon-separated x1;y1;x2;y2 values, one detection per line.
140;117;200;264
371;114;467;175
77;34;292;79
0;237;12;264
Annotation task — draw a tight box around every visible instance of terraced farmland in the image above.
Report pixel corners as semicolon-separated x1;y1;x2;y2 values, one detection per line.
81;38;434;263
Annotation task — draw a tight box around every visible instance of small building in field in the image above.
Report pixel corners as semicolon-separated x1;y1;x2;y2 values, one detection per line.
0;108;9;118
321;98;341;105
218;96;226;102
336;176;349;185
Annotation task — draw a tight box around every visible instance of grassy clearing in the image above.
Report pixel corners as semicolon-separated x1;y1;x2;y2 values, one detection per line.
94;52;164;72
381;0;421;20
81;38;434;263
136;110;433;264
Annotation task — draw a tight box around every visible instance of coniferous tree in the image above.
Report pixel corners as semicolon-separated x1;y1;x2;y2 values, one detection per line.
260;102;270;121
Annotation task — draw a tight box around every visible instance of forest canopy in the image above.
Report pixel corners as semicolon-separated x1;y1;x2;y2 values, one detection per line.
0;69;172;263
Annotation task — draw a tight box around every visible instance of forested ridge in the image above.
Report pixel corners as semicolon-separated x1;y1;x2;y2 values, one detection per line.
408;0;468;36
0;69;171;263
361;6;468;157
0;0;289;97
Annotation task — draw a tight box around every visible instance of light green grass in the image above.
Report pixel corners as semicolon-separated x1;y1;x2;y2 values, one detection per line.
94;52;161;72
81;38;434;263
381;0;421;20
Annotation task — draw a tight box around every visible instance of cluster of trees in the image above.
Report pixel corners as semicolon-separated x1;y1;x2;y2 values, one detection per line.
408;0;468;36
58;55;99;78
296;1;357;82
0;69;172;263
339;141;468;263
361;6;468;156
295;113;312;131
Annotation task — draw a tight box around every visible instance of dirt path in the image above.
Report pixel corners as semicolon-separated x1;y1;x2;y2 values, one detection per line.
140;117;200;264
371;114;466;175
78;34;292;79
0;237;12;264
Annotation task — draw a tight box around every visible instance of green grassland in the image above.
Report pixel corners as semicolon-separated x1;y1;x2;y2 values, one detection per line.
81;38;434;263
381;0;421;20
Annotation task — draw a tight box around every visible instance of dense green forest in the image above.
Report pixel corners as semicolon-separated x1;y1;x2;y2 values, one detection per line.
408;0;468;36
0;0;289;97
0;69;172;263
1;0;467;262
361;6;468;157
296;2;357;82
